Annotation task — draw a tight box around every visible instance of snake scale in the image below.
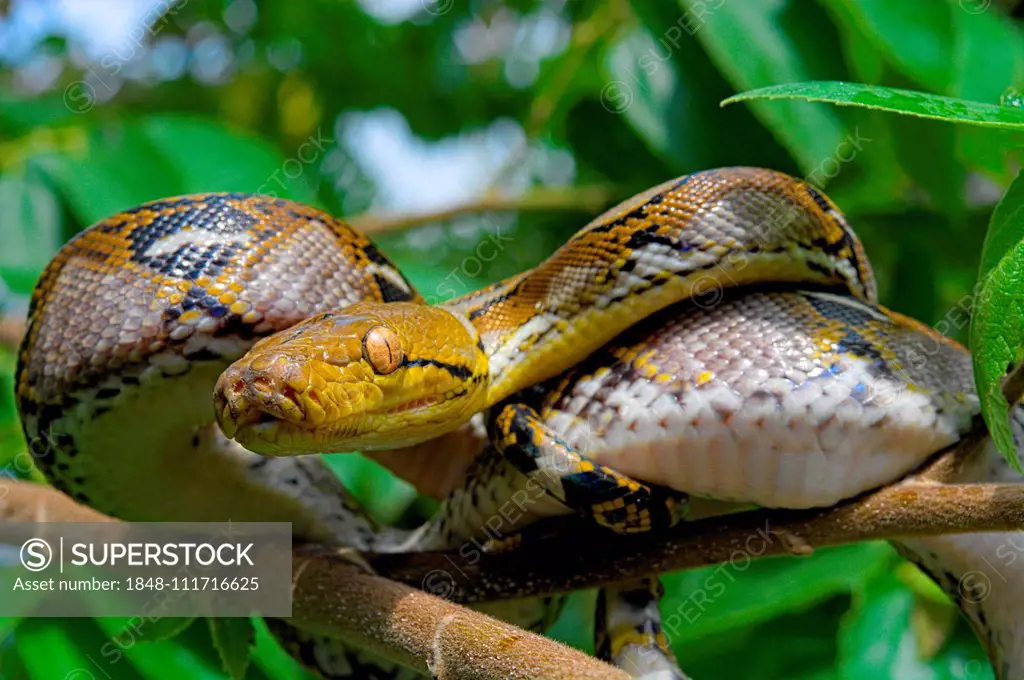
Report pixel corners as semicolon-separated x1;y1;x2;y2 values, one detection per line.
15;167;1024;678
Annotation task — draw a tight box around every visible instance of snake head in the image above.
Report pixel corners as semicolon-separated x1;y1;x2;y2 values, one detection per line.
214;301;489;455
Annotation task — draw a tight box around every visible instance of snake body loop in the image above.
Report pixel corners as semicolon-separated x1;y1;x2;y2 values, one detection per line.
419;286;1024;678
13;192;565;678
453;167;876;404
15;169;1024;678
215;167;876;455
16;194;417;540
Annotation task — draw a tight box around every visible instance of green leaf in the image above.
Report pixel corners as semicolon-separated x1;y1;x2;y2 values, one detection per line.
15;618;141;680
525;3;619;139
971;170;1024;472
951;4;1024;178
889;115;965;216
251;617;320;680
821;0;884;83
723;81;1024;129
31;122;185;228
679;0;849;175
950;4;1024;104
838;569;993;679
0;616;19;640
137;115;318;204
825;0;952;92
895;561;955;609
131;616;198;642
93;616;235;680
548;588;853;680
321;453;418;524
808;3;938;209
602;29;710;171
31;116;315;231
660;543;893;642
0;171;63;296
0;92;83;134
545;590;597;653
0;640;28;680
208;617;256;680
600;7;792;174
0;340;35;481
978;170;1024;282
888;239;939;324
672;595;848;680
838;572;915;677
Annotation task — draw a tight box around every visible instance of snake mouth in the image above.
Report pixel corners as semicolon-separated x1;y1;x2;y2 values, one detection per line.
215;376;304;440
227;418;317;456
219;390;455;455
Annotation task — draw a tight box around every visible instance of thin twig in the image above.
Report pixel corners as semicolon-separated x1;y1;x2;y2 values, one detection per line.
0;314;24;350
521;1;629;137
485;1;631;191
348;184;613;235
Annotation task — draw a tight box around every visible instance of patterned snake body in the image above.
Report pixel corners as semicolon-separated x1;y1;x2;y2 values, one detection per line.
14;170;1024;677
13;193;563;677
417;287;1024;677
529;288;975;509
16;194;416;541
407;286;1024;678
214;168;875;455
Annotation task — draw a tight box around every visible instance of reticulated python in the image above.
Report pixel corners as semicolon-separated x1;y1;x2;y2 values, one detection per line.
16;168;1023;679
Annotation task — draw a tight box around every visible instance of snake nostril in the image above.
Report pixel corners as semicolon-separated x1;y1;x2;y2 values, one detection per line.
231;378;246;395
252;375;273;394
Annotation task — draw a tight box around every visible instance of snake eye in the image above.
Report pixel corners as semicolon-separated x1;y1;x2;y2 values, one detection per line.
362;326;403;375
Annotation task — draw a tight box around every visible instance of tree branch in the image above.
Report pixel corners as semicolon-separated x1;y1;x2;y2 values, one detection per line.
3;418;1021;615
291;555;628;680
348;185;613;235
0;314;23;350
3;409;1023;677
0;480;628;680
10;434;1002;614
4;293;1024;676
350;439;1024;604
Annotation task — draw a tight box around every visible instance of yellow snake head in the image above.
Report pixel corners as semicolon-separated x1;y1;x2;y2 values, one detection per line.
214;301;489;454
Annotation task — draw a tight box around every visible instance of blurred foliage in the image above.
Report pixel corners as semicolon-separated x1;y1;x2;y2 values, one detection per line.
2;0;1024;678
